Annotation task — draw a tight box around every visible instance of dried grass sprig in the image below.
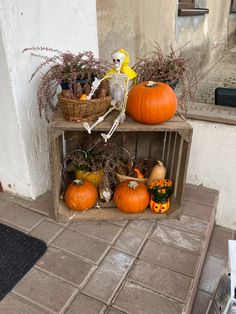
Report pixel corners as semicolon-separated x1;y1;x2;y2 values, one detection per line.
133;43;196;112
24;47;109;120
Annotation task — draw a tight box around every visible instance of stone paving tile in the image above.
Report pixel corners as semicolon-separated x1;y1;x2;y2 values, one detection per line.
0;218;28;233
0;203;43;230
182;200;214;221
113;281;184;314
139;240;199;277
106;307;126;314
0;294;50;314
13;268;77;313
150;224;204;253
157;214;208;236
184;184;218;207
128;259;192;303
65;293;106;314
0;192;33;208
108;220;128;227
113;220;154;256
208;225;234;259
36;247;94;287
69;221;122;243
30;191;54;217
82;248;134;304
198;253;227;295
29;219;63;244
52;228;110;264
192;290;212;314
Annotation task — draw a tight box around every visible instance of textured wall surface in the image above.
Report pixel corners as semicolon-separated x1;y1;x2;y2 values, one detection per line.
0;0;98;198
187;120;236;229
96;0;236;74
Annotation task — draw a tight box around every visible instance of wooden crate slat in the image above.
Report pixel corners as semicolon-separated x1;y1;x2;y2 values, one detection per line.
49;108;192;222
136;133;150;159
149;132;165;161
122;132;137;158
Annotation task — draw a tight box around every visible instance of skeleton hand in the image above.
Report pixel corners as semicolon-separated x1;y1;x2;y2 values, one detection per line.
87;78;103;100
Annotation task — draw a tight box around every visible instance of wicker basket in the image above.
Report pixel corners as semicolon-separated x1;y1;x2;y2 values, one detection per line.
58;93;111;122
116;172;148;184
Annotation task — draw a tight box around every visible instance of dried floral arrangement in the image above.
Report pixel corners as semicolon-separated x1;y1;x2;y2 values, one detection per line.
133;43;196;111
63;134;157;201
23;47;110;120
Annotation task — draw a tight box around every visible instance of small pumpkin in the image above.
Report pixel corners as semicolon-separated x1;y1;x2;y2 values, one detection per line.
64;179;98;211
114;180;150;213
127;81;177;124
150;198;170;213
79;93;87;100
148;161;166;185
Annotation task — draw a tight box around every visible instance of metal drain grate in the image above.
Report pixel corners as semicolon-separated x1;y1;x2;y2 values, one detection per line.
208;273;231;314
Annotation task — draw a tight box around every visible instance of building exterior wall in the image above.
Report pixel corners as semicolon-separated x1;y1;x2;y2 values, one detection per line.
96;0;236;74
0;0;98;199
187;120;236;230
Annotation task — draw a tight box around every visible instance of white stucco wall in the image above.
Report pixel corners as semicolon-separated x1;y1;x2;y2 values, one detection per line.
0;0;98;199
187;120;236;229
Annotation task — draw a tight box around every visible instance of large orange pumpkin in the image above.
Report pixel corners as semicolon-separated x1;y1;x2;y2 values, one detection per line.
114;180;150;213
127;81;177;124
64;179;98;211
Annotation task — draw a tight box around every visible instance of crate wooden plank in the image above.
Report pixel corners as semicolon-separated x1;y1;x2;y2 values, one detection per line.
136;133;150;159
122;132;137;158
50;109;190;132
57;199;181;222
176;130;193;204
48;108;192;222
48;130;64;221
149;132;165;161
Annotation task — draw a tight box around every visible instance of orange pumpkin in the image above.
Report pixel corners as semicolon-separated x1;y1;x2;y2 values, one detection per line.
64;179;98;211
127;81;177;124
114;180;150;213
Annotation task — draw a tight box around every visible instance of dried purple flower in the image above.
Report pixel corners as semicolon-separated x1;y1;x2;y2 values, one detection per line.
24;47;109;120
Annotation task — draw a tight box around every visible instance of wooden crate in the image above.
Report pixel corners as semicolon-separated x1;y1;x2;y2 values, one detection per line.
48;108;192;222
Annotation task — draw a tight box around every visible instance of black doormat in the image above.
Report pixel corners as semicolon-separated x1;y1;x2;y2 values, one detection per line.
0;223;47;300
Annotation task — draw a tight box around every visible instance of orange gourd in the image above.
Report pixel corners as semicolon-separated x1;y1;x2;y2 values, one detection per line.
133;168;144;178
64;179;98;211
114;180;150;213
127;81;177;124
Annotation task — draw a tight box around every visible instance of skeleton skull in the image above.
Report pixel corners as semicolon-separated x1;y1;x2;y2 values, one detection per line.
112;51;125;72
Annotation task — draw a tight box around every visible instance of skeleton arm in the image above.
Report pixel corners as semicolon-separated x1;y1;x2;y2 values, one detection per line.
101;77;130;142
86;77;107;100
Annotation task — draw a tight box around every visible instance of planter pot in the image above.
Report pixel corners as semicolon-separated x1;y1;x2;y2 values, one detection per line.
75;170;104;187
150;198;170;213
164;79;179;90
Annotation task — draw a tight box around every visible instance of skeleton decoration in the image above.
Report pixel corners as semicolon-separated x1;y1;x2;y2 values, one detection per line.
84;49;137;142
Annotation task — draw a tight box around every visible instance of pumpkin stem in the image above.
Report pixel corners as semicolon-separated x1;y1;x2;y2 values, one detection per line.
128;180;139;189
146;81;158;88
157;160;163;166
73;179;83;185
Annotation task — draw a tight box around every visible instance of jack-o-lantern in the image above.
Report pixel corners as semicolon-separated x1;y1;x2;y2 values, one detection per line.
150;198;170;213
149;179;173;214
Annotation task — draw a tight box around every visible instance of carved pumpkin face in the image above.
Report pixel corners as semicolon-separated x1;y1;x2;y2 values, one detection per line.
150;198;170;213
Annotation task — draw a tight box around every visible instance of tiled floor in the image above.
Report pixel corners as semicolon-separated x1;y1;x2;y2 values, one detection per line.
0;184;233;314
